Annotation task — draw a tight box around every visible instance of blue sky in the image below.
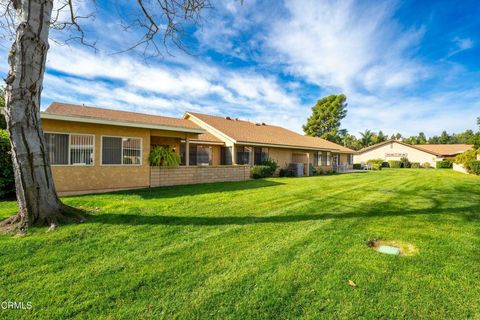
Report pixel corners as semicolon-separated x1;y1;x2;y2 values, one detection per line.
2;0;479;136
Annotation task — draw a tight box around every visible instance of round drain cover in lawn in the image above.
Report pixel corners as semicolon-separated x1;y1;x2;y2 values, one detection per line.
377;245;401;255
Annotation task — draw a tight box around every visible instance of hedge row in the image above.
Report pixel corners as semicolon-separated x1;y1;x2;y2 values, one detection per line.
0;129;15;199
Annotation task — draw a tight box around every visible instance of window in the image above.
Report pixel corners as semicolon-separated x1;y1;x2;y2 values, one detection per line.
254;147;268;165
348;154;353;165
45;133;94;165
332;153;339;166
321;152;328;166
236;146;252;165
102;136;141;165
196;146;212;165
179;144;213;166
221;147;233;165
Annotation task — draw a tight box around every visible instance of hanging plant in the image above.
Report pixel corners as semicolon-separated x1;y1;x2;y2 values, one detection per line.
149;146;180;167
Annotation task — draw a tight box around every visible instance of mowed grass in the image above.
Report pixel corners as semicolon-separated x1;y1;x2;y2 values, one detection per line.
1;169;480;319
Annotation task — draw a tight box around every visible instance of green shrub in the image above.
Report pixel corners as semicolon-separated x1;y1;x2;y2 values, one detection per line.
436;160;452;169
366;159;383;170
388;160;402;168
400;157;411;168
149;146;180;166
353;163;362;170
279;168;294;177
410;162;421;168
261;158;278;174
455;149;479;171
469;160;480;175
251;165;274;179
423;162;432;169
0;129;15;199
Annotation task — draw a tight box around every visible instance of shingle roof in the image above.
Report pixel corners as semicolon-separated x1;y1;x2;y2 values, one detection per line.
45;103;202;131
190;132;224;144
358;140;473;156
186;112;354;153
416;144;473;156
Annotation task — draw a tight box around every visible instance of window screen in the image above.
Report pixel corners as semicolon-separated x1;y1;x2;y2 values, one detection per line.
122;138;141;165
45;133;93;165
70;134;94;165
236;146;252;165
102;136;141;165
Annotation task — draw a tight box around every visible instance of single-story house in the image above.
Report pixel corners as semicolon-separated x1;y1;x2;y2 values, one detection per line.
41;103;355;195
353;140;473;166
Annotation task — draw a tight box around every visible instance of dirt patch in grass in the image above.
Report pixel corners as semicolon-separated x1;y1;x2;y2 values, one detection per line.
367;239;417;256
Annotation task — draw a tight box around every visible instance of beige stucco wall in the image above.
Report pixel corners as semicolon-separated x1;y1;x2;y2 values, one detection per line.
354;141;440;166
42;119;152;194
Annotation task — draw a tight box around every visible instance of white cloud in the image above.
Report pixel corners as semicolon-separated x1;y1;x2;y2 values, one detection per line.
268;0;426;92
42;43;305;131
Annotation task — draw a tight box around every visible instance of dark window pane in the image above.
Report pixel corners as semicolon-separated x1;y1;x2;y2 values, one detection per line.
45;133;69;165
189;145;197;166
102;137;122;164
197;146;212;165
221;147;232;165
179;143;186;165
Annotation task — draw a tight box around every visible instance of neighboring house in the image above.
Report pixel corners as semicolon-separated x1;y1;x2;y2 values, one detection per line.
41;102;355;195
354;140;473;166
184;112;354;171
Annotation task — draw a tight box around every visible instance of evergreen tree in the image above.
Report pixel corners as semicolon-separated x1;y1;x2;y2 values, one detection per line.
417;132;427;144
303;94;348;142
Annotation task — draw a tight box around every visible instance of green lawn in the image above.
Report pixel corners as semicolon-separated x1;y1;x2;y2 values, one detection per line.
1;169;480;319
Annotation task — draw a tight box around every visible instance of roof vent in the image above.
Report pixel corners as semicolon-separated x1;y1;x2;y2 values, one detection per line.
255;123;261;126
235;118;239;121
226;116;231;120
262;122;266;126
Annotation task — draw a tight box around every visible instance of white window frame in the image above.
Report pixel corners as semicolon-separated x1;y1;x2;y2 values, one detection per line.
101;135;143;166
44;131;95;167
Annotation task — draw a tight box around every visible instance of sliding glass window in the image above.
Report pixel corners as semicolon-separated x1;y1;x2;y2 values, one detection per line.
45;133;94;165
102;136;142;165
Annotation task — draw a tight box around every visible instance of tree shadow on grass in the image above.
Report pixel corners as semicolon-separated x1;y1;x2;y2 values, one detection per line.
91;179;286;200
88;204;480;227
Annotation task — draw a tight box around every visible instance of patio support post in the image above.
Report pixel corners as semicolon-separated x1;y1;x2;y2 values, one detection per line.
186;138;190;166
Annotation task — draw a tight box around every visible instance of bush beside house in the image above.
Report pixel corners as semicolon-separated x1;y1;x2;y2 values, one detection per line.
410;162;421;168
366;159;383;170
149;146;180;166
436;160;452;169
0;129;15;199
469;160;480;175
252;158;279;179
400;157;411;168
388;160;402;168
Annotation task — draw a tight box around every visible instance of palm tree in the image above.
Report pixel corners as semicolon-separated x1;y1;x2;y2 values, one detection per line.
359;130;374;148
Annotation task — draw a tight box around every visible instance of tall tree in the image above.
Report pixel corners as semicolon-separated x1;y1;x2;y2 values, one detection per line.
0;0;212;232
359;130;374;148
477;117;480;130
438;131;451;144
417;132;427;144
303;94;348;142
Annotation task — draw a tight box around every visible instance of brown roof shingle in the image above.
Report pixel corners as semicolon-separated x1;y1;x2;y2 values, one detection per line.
186;112;354;153
190;132;224;144
45;102;202;131
358;140;473;156
415;144;473;156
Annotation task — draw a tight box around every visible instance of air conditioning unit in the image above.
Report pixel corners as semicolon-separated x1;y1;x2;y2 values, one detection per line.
288;163;304;177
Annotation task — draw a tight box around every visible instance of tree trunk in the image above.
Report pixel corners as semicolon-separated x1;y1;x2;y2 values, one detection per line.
2;0;76;231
